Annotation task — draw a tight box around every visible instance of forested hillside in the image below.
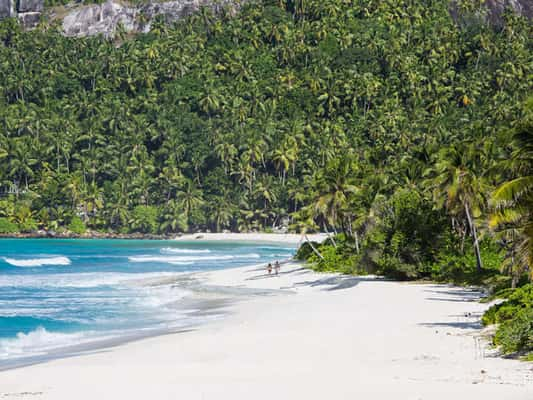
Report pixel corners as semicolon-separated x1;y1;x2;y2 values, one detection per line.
0;0;531;241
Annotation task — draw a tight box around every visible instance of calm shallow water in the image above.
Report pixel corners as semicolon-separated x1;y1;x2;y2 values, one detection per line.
0;239;295;364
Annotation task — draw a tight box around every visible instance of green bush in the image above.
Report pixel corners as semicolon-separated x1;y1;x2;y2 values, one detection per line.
130;205;159;234
483;284;533;325
494;309;533;354
430;239;504;285
376;255;419;280
17;218;38;233
295;241;319;261
482;284;533;355
358;189;446;280
306;240;364;275
0;218;18;233
68;216;86;234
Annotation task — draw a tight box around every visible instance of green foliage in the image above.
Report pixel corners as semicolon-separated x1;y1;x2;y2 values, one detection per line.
308;244;362;275
68;216;87;234
482;284;533;355
490;98;533;280
130;205;159;234
376;255;419;280
494;308;533;355
0;0;530;238
0;217;18;233
10;205;38;232
430;239;505;285
359;189;447;279
295;241;319;261
0;1;532;295
482;284;533;325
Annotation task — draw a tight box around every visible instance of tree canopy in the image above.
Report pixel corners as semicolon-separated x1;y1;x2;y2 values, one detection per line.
0;0;530;248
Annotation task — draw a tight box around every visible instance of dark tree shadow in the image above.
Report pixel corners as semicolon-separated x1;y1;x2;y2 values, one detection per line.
419;321;483;330
425;297;478;303
294;275;381;291
423;287;484;303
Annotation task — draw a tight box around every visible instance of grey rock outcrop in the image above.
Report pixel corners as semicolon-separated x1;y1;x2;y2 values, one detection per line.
62;1;138;37
0;0;43;28
484;0;533;21
450;0;533;25
1;0;532;37
18;11;41;27
0;0;15;19
60;0;533;38
18;0;44;13
62;0;241;38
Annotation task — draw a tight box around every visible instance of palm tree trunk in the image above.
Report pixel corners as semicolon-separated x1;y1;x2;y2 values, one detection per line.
347;216;353;239
511;251;517;289
323;222;337;248
354;231;360;254
464;202;483;272
305;234;324;260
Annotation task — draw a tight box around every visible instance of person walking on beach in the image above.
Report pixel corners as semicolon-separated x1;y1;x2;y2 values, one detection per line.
274;261;280;276
267;263;272;276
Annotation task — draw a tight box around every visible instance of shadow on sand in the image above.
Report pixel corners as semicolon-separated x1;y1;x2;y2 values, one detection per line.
244;264;378;291
419;321;483;330
419;286;486;331
294;275;382;291
423;287;485;303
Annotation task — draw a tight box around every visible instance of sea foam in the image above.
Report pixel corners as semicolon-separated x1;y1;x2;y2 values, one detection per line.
0;271;182;288
3;256;71;267
0;326;90;359
128;254;261;263
160;248;211;254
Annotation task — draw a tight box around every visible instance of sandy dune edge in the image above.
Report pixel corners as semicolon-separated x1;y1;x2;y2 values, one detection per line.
0;263;531;399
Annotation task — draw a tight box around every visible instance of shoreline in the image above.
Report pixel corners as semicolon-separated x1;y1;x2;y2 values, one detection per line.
0;232;327;244
174;232;328;244
0;261;531;398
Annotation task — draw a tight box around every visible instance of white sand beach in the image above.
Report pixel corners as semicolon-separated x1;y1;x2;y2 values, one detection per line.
0;261;532;399
174;232;328;244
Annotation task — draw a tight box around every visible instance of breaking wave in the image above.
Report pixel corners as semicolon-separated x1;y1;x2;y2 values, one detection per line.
128;254;261;263
3;256;71;268
0;327;94;359
160;248;211;254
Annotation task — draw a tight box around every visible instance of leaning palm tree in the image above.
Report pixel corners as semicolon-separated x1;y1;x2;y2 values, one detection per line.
290;205;324;261
431;143;490;272
490;99;533;280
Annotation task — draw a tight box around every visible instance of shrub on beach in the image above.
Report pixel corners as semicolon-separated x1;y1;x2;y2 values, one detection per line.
429;240;505;286
308;245;362;275
482;285;533;324
68;216;87;235
0;218;19;233
295;241;319;261
494;308;533;355
482;284;533;355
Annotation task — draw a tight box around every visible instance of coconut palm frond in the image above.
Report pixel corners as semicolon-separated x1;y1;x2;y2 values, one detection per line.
492;177;533;204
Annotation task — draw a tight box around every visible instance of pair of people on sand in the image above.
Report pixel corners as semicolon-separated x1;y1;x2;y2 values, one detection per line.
267;261;280;276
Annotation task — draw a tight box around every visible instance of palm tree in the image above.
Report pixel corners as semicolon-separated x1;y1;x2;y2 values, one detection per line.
313;155;358;236
8;138;37;191
490;99;533;280
160;200;188;233
214;141;237;175
209;197;234;232
431;143;490;272
176;180;204;225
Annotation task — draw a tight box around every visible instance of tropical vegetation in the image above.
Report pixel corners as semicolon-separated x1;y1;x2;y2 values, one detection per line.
0;0;531;353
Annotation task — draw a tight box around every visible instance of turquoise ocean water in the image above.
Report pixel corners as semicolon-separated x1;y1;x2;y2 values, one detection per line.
0;239;294;365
